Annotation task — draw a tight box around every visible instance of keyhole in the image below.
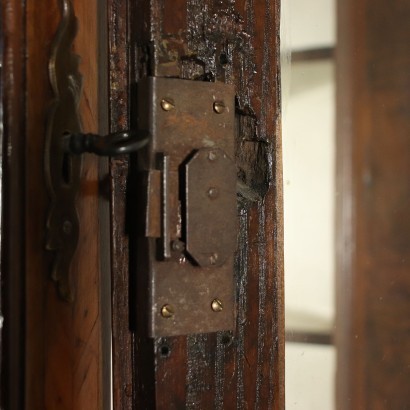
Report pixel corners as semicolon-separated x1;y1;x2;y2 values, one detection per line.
159;343;171;358
219;51;229;66
62;152;72;185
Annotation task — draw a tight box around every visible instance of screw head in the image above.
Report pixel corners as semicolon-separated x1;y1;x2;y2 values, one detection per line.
161;304;174;318
213;101;225;114
211;298;223;312
63;220;72;235
209;253;218;265
207;187;219;199
208;150;218;161
161;98;175;111
171;240;185;252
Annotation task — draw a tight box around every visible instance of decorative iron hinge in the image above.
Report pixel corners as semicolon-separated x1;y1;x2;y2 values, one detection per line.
45;0;82;302
44;0;149;302
136;77;237;337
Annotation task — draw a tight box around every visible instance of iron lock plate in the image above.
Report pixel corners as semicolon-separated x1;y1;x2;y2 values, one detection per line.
136;77;237;337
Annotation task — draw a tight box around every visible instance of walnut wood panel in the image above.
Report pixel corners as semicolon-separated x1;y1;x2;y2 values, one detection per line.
107;1;136;409
24;0;107;408
336;0;410;408
109;0;284;408
1;1;26;408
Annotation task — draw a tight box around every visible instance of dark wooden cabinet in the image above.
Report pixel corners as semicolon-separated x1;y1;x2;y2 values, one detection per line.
112;0;284;408
3;0;409;408
336;0;410;408
1;0;284;408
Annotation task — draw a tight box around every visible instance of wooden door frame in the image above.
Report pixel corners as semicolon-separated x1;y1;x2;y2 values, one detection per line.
2;0;111;408
109;0;285;408
1;1;26;408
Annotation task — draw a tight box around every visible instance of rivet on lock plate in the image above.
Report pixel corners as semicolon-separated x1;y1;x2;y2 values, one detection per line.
136;77;237;337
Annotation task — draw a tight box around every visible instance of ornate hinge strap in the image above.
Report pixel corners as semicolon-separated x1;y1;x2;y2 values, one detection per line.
44;0;82;302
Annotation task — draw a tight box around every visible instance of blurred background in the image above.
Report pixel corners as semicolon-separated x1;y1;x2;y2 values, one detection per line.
281;0;409;408
282;0;336;408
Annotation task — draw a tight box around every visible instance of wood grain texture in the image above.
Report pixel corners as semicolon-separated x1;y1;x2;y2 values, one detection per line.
107;0;137;408
24;0;105;408
109;0;284;408
1;1;26;408
336;0;410;408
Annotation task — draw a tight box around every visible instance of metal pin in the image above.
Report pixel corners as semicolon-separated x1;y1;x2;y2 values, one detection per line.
161;304;174;318
211;299;223;312
208;150;217;161
207;187;219;199
63;220;72;235
209;253;218;265
171;240;185;252
162;154;171;259
213;101;225;114
161;98;175;111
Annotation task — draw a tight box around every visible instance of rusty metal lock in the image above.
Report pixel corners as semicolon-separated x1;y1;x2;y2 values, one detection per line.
137;77;237;337
59;76;237;336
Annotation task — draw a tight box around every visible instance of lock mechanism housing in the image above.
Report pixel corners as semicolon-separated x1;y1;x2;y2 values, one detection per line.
136;77;237;337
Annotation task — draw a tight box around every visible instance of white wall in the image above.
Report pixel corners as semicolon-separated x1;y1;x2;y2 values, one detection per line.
282;1;336;409
283;60;336;330
286;343;336;410
288;0;336;51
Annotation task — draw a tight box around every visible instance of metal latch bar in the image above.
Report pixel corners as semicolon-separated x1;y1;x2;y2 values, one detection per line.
161;153;171;260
